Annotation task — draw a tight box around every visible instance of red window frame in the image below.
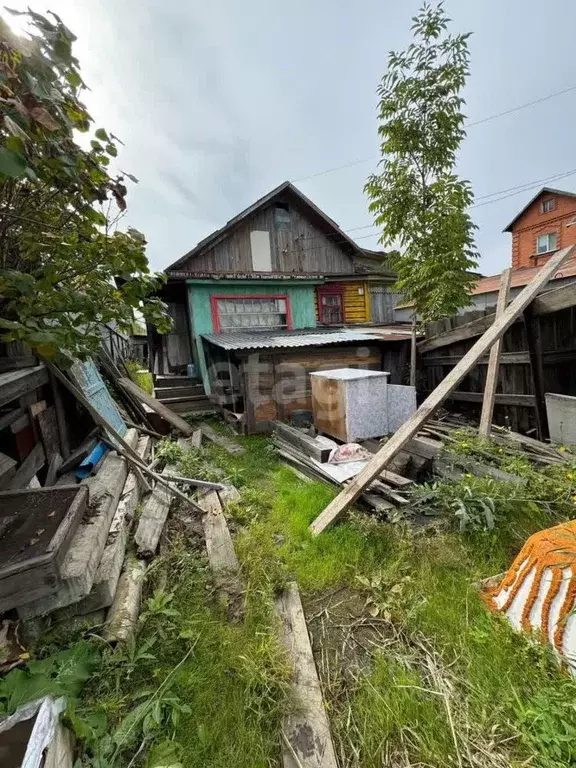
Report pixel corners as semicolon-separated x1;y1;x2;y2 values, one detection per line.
317;285;344;325
210;294;293;333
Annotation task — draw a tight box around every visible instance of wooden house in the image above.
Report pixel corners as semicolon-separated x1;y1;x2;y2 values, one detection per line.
159;182;409;431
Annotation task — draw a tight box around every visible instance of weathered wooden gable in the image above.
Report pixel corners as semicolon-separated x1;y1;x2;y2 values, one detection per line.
176;196;356;276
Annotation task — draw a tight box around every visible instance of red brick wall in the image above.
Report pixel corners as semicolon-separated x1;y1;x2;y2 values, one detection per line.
511;193;576;269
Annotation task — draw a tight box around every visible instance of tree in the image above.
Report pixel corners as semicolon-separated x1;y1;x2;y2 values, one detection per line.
365;2;478;384
0;9;171;362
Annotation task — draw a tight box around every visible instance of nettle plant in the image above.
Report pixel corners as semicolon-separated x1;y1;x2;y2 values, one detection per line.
0;10;171;361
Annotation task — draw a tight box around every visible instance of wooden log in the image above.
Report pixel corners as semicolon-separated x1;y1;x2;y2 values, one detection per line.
7;443;45;490
479;268;512;437
201;422;244;455
273;422;332;462
275;582;338;768
309;246;574;535
117;377;194;436
104;557;147;643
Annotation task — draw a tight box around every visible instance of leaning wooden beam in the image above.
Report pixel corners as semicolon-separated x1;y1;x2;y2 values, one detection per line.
479;268;512;436
417;312;497;353
309;246;574;536
275;582;338;768
117;377;194;436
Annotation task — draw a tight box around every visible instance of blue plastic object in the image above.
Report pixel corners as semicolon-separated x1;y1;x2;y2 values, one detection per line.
76;441;110;479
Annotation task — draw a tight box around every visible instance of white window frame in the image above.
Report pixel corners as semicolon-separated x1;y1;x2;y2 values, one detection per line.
536;232;558;255
541;198;555;213
212;295;291;332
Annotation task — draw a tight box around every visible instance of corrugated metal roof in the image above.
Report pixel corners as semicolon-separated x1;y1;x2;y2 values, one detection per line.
202;327;407;351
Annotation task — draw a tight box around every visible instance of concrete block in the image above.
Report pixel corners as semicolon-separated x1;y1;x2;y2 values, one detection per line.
18;429;138;619
387;384;417;434
546;393;576;445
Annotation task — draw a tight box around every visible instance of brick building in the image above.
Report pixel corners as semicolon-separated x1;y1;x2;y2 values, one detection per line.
504;187;576;269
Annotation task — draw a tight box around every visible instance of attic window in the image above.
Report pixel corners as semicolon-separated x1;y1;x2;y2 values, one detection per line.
274;203;291;229
541;198;555;213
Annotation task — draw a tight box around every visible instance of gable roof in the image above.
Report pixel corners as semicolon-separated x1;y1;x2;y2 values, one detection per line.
503;187;576;232
166;181;365;272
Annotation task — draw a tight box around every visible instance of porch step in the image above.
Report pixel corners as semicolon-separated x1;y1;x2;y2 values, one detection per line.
158;394;210;405
155;385;205;399
155;375;199;386
165;400;217;415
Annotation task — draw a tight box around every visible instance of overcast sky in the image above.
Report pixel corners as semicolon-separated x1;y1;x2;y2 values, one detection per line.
7;1;576;276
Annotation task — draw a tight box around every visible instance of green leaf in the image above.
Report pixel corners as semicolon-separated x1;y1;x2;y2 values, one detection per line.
0;148;27;178
95;127;108;141
4;115;28;140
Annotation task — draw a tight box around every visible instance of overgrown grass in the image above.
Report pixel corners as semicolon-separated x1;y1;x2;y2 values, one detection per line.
74;533;291;768
124;360;153;395
30;426;576;767
209;431;576;768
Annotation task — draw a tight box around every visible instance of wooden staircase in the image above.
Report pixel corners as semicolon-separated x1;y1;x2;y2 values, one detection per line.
154;375;215;414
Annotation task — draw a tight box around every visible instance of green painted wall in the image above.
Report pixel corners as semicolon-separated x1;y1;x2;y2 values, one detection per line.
186;279;319;392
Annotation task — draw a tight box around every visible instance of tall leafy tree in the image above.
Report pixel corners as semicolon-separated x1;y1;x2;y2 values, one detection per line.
365;2;478;381
0;9;171;361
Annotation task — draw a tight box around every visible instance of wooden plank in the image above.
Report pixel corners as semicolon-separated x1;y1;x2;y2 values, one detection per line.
479;268;512;436
417;312;496;353
7;442;45;490
524;304;549;440
134;479;173;558
117;377;194;436
532;279;576;316
0;355;37;372
309;246;574;535
0;365;48;409
49;369;71;459
199;490;240;572
275;582;338;768
0;452;17;490
0;407;24;432
273;421;332;462
201;422;244;455
37;405;60;460
45;452;63;486
422;390;535;406
422;351;530;366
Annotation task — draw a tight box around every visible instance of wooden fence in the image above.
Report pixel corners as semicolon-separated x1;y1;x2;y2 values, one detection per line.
416;280;576;436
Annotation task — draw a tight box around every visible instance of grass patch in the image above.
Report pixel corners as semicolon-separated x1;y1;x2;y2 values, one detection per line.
124;360;153;395
74;532;290;768
27;426;576;767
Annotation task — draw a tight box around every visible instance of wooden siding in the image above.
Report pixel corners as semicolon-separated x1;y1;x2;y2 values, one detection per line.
418;305;576;433
177;199;355;276
344;282;369;323
187;281;318;393
314;282;370;324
